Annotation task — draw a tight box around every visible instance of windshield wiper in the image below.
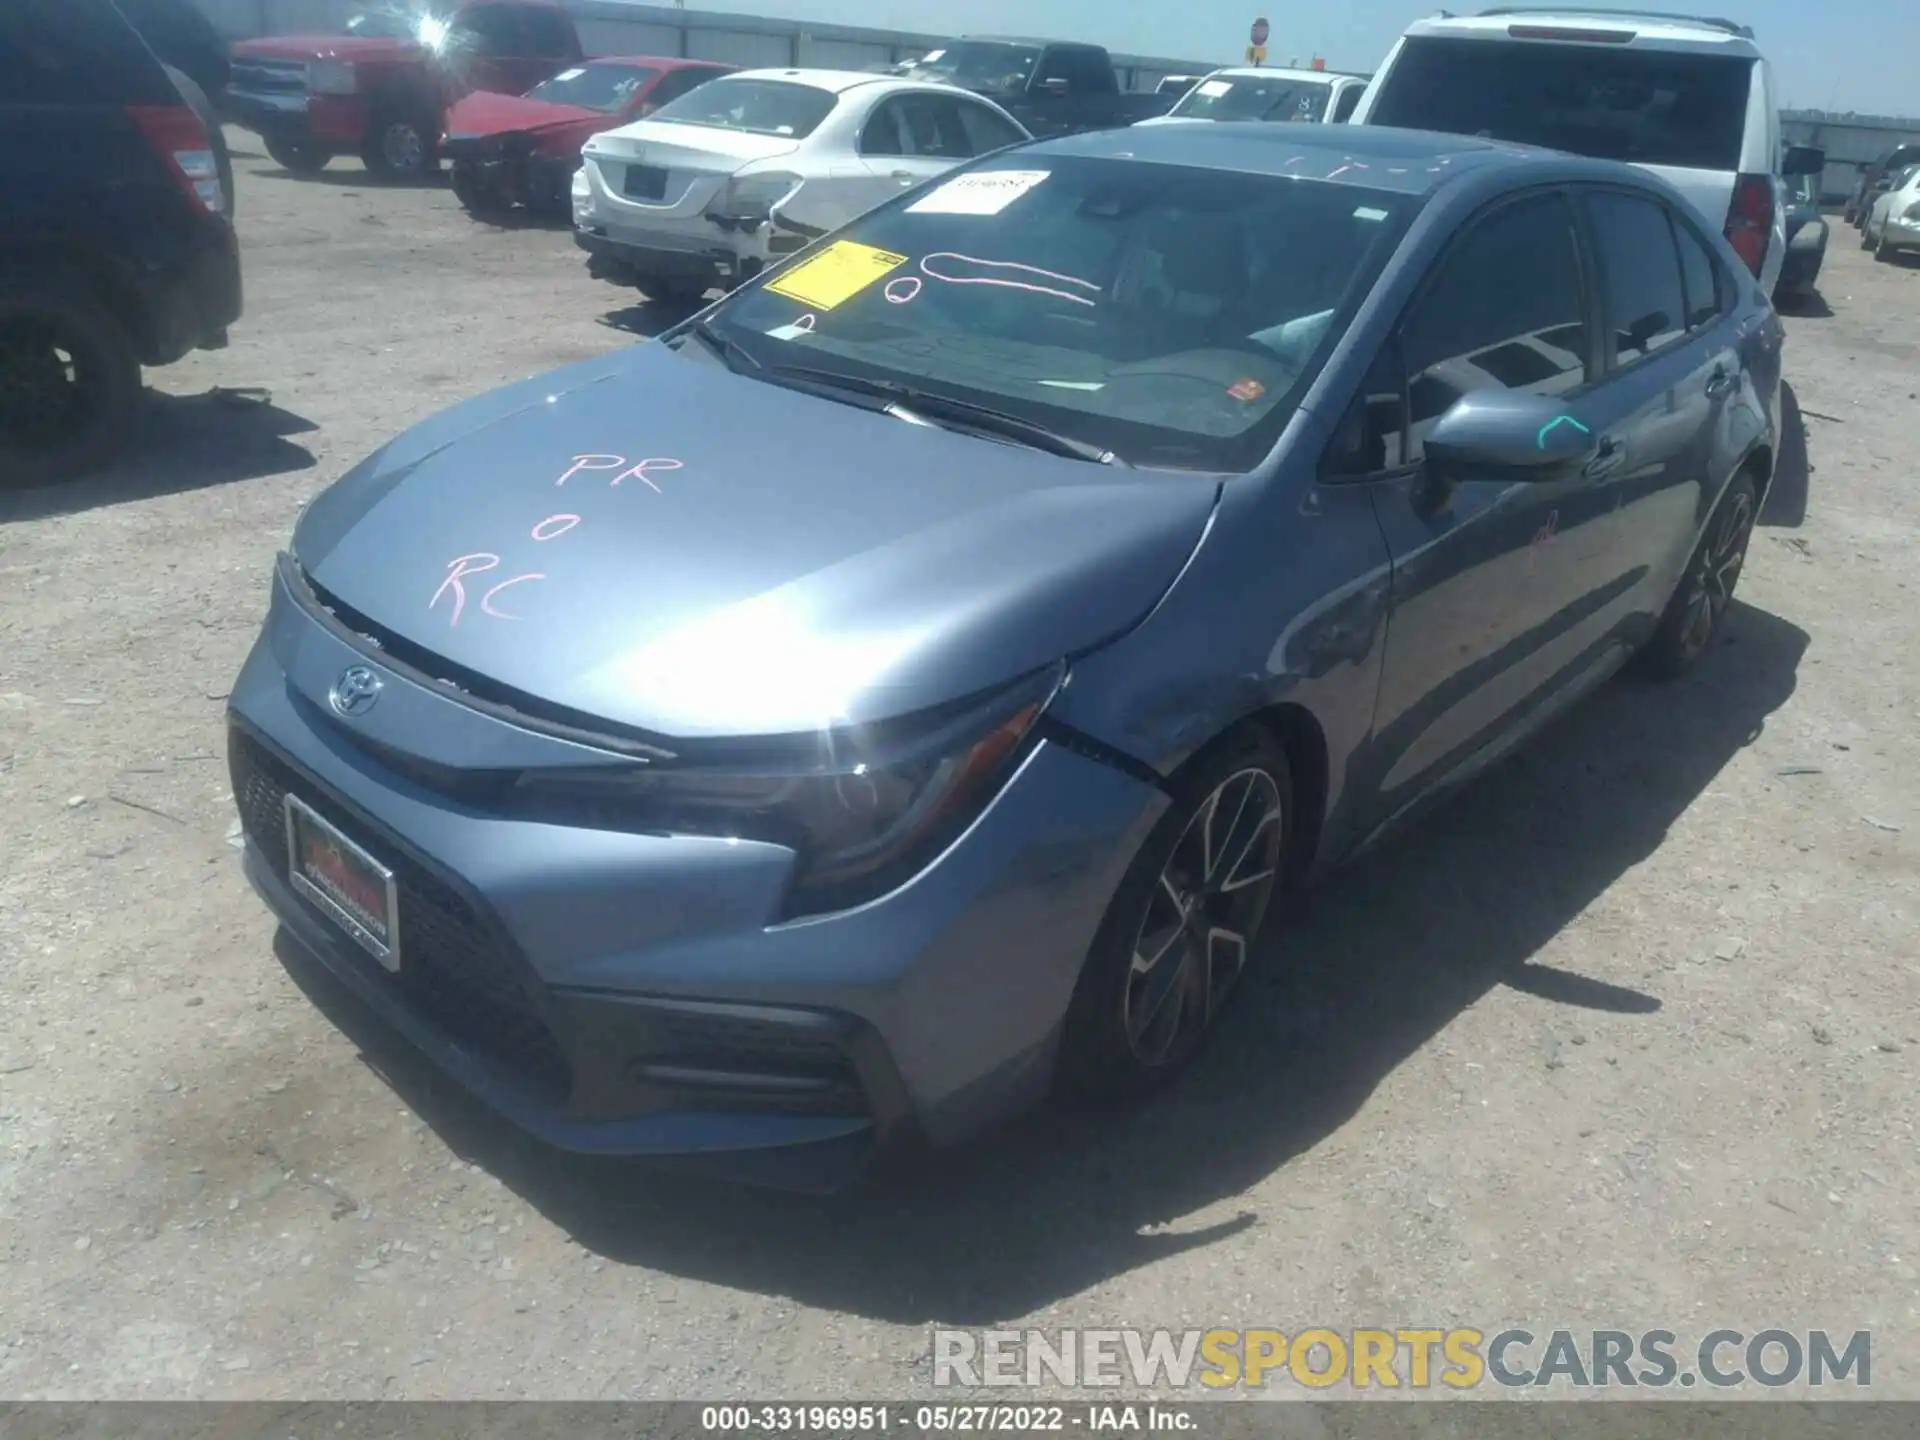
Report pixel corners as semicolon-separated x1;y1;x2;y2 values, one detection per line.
767;363;1125;465
678;318;761;374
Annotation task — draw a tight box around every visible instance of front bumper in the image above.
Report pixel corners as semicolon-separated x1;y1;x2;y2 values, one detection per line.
446;141;579;211
224;565;1163;1187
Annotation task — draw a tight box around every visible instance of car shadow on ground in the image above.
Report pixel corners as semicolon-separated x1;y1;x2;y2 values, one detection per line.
0;388;316;524
600;296;707;338
1761;382;1810;529
278;602;1807;1323
460;207;572;233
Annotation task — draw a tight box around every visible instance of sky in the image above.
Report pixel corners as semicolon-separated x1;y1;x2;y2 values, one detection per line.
721;0;1919;118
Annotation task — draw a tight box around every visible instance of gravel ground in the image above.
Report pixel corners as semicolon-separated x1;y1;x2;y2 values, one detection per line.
1;143;1916;1402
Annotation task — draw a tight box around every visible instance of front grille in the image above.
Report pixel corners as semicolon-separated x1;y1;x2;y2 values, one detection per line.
229;726;573;1106
230;59;309;95
623;164;668;201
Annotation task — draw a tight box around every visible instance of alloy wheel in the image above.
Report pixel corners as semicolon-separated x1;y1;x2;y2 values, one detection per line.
383;122;425;175
1123;767;1285;1066
1678;489;1755;659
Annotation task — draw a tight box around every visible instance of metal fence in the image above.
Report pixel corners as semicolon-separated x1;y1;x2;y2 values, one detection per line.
186;0;1225;94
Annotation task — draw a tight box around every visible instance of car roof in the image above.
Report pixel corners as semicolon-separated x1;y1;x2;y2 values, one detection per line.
1197;66;1360;83
1404;8;1763;55
719;67;940;95
1027;122;1601;197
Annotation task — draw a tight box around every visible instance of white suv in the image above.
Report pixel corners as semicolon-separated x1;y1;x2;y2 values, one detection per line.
1348;8;1820;300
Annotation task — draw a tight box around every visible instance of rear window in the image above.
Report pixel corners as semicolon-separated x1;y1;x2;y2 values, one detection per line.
0;0;180;106
650;77;838;138
1170;74;1333;123
1369;35;1755;171
699;156;1414;472
527;62;660;113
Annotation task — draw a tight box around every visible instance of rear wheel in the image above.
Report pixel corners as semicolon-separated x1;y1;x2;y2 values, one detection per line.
1640;475;1757;679
1875;229;1896;262
0;271;142;488
362;110;438;181
265;137;328;174
1059;729;1292;1099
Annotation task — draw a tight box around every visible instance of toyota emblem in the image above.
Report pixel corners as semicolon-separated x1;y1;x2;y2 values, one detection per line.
329;664;383;717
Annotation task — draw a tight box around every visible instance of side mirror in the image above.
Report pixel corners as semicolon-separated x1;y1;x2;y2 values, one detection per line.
1782;145;1824;178
1423;390;1596;477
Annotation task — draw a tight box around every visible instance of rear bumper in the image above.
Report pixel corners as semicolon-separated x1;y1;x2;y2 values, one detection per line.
572;214;810;288
138;221;244;365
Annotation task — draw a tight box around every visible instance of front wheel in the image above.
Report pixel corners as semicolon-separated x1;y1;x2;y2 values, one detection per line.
1640;475;1757;679
1058;730;1293;1099
266;137;328;174
451;163;507;215
362;112;438;181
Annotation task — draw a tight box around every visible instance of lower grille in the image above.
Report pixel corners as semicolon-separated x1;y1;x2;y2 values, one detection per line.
630;1008;867;1117
229;726;573;1106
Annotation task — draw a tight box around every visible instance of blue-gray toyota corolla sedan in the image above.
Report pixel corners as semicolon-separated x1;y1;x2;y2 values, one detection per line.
229;124;1784;1190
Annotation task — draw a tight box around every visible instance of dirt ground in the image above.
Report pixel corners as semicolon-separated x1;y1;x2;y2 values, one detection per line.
1;142;1917;1402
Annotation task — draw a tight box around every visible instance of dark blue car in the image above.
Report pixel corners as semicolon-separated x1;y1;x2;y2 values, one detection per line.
228;123;1783;1189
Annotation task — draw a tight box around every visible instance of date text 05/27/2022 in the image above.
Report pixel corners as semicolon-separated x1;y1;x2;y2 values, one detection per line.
699;1405;1198;1434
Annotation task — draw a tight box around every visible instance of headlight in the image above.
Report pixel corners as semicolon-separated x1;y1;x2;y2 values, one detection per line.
717;170;802;220
512;666;1060;915
308;58;358;95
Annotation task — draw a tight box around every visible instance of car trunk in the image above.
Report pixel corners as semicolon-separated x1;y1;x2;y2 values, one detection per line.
585;121;799;219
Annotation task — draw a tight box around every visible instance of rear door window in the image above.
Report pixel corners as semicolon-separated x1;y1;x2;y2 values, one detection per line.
955;99;1027;154
1331;85;1364;123
1671;214;1725;329
452;5;529;58
1400;191;1590;461
518;8;573;59
1369;35;1755;171
1584;190;1690;364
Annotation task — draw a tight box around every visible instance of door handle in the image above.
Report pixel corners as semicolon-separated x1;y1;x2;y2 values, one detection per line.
890;169;915;182
1705;369;1737;400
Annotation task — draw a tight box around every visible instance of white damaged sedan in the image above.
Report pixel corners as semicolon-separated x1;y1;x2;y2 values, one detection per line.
573;68;1031;301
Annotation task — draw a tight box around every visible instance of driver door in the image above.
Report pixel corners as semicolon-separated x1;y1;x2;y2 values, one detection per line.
1351;189;1601;821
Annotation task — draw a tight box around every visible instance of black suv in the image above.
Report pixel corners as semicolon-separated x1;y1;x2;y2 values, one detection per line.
1;0;243;486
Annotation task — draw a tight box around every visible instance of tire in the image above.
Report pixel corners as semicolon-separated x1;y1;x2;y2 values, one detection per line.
0;269;143;488
636;275;710;304
451;163;507;216
1640;474;1758;680
1058;728;1293;1099
1860;219;1875;249
265;138;328;174
1875;230;1895;262
361;108;439;181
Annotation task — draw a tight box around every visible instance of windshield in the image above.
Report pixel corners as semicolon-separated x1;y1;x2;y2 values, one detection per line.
691;157;1412;471
650;76;837;138
1370;36;1755;170
1171;74;1332;123
911;42;1043;95
526;62;659;113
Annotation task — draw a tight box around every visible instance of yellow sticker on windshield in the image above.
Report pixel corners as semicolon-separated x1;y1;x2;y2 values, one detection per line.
765;241;908;311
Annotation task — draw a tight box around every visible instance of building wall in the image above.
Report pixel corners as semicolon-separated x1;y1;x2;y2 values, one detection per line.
189;0;1221;91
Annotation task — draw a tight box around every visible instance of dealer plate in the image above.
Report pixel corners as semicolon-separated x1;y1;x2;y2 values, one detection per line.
284;794;400;972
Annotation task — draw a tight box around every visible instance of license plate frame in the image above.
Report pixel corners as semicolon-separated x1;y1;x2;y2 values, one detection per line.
284;794;401;973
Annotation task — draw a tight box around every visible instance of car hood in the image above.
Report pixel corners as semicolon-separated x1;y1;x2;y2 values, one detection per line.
291;346;1220;740
232;35;417;62
444;90;602;139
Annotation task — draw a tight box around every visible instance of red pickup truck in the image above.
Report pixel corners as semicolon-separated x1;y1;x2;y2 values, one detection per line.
224;0;585;180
